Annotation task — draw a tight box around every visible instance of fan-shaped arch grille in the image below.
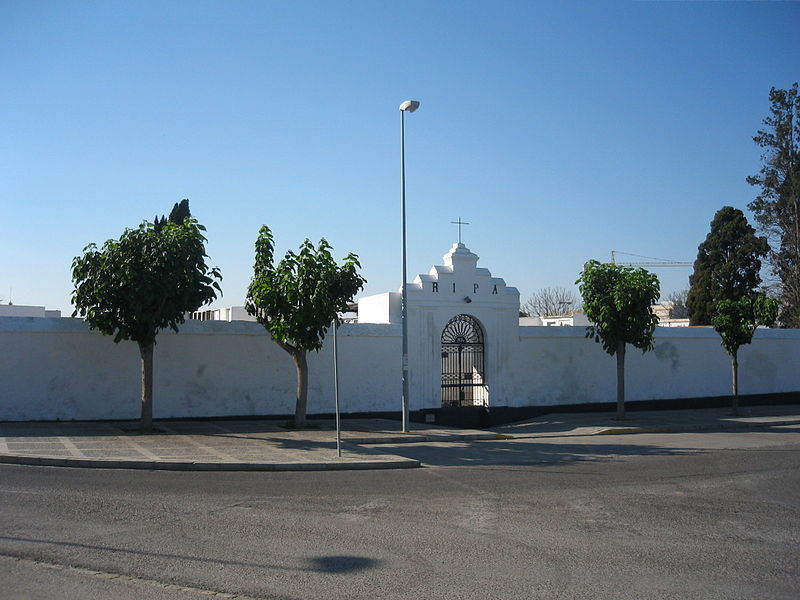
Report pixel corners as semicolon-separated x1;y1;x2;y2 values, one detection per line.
441;314;487;407
441;314;484;345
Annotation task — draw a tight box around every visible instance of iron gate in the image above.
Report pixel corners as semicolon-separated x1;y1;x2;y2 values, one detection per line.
441;314;487;407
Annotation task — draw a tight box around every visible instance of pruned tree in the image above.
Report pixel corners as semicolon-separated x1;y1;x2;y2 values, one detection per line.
747;83;800;327
522;286;578;317
712;296;778;415
245;225;366;427
687;207;769;325
666;289;689;319
577;261;660;420
71;206;221;431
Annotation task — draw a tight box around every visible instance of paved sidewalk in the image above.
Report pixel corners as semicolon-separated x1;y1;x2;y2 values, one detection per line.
1;404;798;471
0;419;496;471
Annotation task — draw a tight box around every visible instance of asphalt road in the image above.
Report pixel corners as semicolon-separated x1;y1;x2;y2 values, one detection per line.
2;427;799;600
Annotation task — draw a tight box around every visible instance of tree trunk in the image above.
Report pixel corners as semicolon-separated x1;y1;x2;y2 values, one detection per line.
291;350;309;428
616;341;626;421
138;341;154;432
731;350;739;416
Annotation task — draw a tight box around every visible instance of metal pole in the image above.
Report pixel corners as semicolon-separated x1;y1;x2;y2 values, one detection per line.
333;317;341;457
400;109;410;433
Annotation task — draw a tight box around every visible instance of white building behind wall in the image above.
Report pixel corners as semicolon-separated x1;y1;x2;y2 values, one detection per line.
190;306;254;322
0;304;61;318
535;312;591;327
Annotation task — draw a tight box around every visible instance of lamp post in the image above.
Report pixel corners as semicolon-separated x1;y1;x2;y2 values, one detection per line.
332;316;341;457
399;99;419;433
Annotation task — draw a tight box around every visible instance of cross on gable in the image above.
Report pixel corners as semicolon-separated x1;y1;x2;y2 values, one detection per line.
450;217;470;243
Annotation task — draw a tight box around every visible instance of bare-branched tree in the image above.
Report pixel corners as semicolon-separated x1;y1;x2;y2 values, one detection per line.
666;289;689;319
523;287;578;317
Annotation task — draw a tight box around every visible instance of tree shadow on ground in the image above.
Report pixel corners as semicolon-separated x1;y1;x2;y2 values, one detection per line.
359;439;702;467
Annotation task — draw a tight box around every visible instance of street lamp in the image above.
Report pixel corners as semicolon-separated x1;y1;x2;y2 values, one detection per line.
399;99;419;433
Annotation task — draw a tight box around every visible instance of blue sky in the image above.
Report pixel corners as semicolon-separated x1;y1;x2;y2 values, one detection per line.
2;1;798;313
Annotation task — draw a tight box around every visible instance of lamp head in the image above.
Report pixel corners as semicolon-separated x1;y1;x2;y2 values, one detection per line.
399;100;420;112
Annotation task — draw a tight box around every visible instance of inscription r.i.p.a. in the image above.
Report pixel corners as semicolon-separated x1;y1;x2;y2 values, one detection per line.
429;282;498;294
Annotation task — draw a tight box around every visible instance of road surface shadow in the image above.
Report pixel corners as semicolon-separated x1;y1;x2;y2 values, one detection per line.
361;439;700;467
0;536;382;574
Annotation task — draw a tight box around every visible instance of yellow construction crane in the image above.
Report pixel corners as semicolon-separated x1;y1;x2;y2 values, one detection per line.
610;250;693;268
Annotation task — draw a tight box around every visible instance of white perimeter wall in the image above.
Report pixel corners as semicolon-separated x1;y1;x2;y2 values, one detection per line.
508;326;800;407
1;316;798;421
0;317;399;421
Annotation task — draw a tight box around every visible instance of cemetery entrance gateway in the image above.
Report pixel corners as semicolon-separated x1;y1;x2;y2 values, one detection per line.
441;314;487;407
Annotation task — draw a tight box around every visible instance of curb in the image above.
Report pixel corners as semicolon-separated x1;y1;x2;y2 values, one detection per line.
0;453;421;471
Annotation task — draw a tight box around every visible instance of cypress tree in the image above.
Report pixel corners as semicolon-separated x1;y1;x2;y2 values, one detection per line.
168;199;191;224
687;207;769;325
154;199;192;232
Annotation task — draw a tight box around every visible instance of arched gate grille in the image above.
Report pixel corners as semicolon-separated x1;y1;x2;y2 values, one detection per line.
441;314;487;407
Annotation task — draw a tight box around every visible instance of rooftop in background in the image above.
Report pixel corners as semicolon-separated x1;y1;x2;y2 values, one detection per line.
0;304;61;319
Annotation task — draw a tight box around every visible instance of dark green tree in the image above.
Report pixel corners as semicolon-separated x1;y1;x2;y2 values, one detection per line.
245;225;366;427
577;261;660;420
71;215;222;431
747;83;800;327
154;198;192;232
712;296;778;415
687;207;769;325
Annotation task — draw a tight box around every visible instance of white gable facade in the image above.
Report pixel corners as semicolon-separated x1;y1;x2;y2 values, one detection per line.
358;242;520;411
